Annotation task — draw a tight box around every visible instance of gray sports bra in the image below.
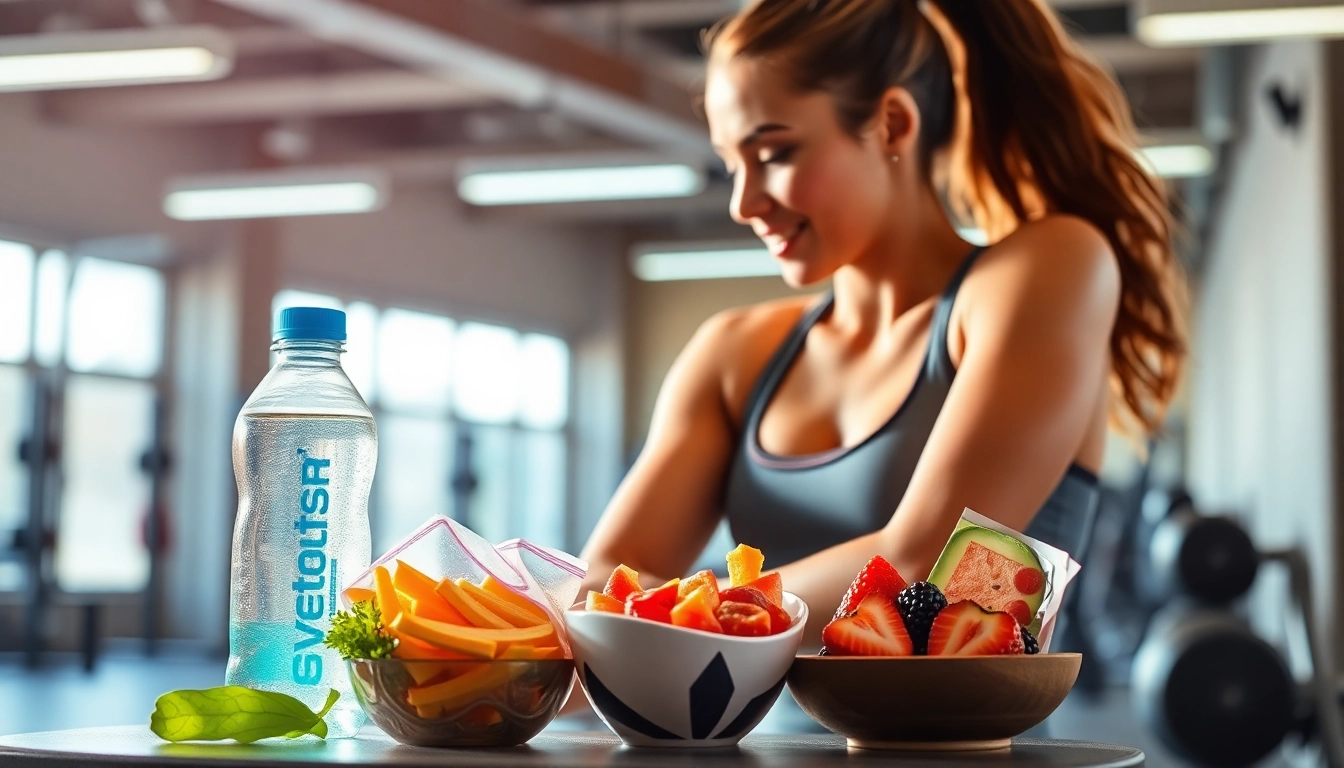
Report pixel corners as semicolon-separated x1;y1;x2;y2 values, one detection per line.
721;247;1100;567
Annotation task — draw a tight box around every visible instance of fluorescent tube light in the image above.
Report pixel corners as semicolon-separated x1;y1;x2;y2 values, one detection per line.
632;244;779;282
458;163;704;206
1136;2;1344;46
0;26;233;92
1138;143;1216;179
164;167;388;221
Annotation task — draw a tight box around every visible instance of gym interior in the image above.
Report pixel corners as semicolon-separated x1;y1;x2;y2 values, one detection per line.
1;1;1343;767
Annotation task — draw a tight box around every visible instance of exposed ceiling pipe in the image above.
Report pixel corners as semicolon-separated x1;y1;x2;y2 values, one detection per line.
210;0;712;157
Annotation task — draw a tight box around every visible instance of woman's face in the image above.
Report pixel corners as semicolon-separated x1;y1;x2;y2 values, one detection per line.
705;56;897;287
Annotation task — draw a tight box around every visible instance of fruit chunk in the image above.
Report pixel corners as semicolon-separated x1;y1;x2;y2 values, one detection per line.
719;586;790;634
821;594;913;656
585;591;624;613
743;572;783;607
835;556;908;617
926;600;1025;656
928;525;1046;634
670;585;723;633
716;601;771;637
463;704;504;727
726;544;765;587
626;579;679;623
603;565;643;603
678;569;720;605
896;581;947;655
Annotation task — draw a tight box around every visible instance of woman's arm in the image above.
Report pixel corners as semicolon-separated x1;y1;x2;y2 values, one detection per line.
775;217;1121;648
579;310;750;595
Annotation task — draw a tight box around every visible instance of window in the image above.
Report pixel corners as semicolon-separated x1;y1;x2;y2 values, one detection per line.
0;240;34;363
272;291;572;553
0;246;168;595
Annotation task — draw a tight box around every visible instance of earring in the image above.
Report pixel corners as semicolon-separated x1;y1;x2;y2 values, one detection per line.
890;155;900;163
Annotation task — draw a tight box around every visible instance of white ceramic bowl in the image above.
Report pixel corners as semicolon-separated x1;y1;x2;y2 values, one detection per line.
564;593;807;748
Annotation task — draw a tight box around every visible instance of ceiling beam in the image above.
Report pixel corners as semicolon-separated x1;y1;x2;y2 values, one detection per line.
43;69;494;123
211;0;711;156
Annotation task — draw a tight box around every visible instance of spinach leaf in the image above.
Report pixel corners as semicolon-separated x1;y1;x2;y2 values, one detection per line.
150;686;339;743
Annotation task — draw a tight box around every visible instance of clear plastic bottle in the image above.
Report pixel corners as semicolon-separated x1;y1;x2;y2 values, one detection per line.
226;307;376;738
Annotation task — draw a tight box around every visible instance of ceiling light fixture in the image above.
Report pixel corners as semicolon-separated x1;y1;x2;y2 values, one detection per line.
457;157;704;206
1135;0;1344;46
0;26;233;92
163;167;388;221
1137;141;1217;179
631;243;779;282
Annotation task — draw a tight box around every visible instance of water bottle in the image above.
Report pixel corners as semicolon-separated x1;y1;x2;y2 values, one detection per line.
226;307;376;738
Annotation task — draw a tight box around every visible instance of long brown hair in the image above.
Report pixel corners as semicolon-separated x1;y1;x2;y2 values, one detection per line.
707;0;1186;436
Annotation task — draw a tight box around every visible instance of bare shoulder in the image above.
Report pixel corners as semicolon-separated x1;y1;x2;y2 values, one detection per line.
680;293;819;425
964;215;1120;323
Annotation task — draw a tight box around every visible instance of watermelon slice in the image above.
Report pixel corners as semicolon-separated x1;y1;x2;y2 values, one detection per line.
928;525;1047;635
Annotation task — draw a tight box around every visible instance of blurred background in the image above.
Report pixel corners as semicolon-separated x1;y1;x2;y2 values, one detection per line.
0;0;1341;765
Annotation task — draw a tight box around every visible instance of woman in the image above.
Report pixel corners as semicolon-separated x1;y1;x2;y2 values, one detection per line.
581;0;1184;647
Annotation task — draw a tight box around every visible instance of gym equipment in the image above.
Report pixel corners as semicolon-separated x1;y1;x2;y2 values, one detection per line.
1131;508;1344;767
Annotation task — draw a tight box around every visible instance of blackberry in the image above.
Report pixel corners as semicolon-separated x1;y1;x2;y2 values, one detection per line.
896;581;946;655
1021;627;1040;655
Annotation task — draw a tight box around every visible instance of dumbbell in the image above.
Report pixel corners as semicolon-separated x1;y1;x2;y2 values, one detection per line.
1132;603;1299;767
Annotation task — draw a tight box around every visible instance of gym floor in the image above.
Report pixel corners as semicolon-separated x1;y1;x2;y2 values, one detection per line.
0;648;1305;766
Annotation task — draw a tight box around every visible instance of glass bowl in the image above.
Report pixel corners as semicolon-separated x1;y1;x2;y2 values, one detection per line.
347;658;574;747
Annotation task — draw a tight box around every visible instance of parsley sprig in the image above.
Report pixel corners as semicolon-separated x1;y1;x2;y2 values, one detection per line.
324;600;398;660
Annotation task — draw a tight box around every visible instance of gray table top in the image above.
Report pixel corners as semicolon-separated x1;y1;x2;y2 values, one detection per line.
0;726;1144;767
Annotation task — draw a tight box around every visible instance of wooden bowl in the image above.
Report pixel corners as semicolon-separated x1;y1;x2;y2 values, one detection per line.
787;654;1082;751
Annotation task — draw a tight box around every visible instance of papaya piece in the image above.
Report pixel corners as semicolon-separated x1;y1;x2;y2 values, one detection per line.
585;591;624;613
406;663;512;708
456;579;552;629
414;703;442;719
671;586;723;633
744;572;784;607
678;570;720;606
462;704;504;727
602;565;643;603
402;659;460;686
480;575;551;623
435;578;513;630
726;544;764;588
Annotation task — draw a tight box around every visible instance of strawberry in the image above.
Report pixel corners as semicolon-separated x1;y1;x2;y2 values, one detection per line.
625;579;679;623
835;556;908;618
719;586;791;634
603;565;643;603
926;600;1025;656
821;594;913;656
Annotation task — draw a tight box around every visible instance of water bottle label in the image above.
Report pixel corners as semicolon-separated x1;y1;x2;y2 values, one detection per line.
293;448;336;686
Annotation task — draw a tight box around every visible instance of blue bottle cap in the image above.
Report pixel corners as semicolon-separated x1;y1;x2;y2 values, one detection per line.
274;306;346;342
